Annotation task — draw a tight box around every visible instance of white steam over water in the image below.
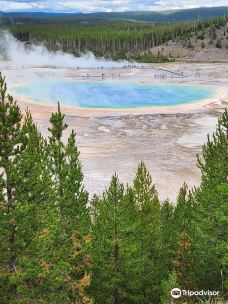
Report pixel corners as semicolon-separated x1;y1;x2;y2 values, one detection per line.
0;30;138;68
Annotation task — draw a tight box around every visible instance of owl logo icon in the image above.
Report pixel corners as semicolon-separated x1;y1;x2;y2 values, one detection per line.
171;288;182;299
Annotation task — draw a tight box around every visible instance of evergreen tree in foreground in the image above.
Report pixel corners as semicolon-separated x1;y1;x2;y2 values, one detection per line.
48;103;90;233
132;162;162;303
0;73;26;302
91;174;126;304
11;111;54;302
173;184;197;295
194;109;228;297
0;76;48;303
159;200;177;303
91;174;145;304
0;75;92;303
40;103;92;303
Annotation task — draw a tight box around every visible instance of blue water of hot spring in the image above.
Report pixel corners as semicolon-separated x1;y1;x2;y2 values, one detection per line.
12;80;214;108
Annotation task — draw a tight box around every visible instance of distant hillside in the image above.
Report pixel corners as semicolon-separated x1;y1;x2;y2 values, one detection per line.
91;7;228;22
148;18;228;62
0;6;228;24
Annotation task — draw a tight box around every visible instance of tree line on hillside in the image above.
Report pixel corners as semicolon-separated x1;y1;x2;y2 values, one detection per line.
3;15;228;61
1;6;228;24
9;21;193;60
0;73;227;303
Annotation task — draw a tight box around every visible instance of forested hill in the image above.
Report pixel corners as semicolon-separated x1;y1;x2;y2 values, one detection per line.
1;6;228;23
3;15;228;62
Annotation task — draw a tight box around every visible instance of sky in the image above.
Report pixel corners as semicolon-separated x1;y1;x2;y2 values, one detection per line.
0;0;228;13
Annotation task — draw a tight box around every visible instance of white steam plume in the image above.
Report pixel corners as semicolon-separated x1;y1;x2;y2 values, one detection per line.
0;30;139;68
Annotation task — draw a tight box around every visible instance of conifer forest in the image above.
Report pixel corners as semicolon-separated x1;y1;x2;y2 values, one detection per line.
4;15;228;60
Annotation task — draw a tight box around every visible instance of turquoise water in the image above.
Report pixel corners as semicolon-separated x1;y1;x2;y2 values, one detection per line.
12;80;213;108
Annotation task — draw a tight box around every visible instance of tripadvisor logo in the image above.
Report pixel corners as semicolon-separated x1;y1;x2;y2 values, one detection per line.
171;288;182;299
171;288;219;299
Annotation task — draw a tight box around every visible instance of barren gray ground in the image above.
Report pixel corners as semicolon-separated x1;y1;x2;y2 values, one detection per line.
34;109;224;202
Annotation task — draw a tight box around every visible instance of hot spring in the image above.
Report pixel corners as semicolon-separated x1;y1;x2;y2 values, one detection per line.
12;80;214;109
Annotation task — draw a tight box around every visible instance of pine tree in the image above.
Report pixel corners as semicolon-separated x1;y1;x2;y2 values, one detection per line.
160;201;176;281
118;186;145;304
132;161;162;303
0;74;61;303
90;174;125;304
0;77;91;303
91;175;144;304
0;73;26;302
11;111;56;302
39;103;92;303
194;109;228;295
173;184;196;293
48;102;90;234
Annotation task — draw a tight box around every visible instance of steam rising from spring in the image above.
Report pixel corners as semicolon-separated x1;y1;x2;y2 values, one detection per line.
0;30;137;68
